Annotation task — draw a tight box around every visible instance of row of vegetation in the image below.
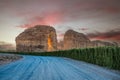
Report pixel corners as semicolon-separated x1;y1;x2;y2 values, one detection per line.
0;46;120;70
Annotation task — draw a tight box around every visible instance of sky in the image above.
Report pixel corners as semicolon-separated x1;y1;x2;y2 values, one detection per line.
0;0;120;44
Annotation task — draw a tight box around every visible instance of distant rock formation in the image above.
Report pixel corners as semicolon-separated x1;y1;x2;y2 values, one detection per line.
92;40;118;47
117;42;120;46
63;30;90;50
0;41;15;52
57;41;64;50
16;26;119;52
62;30;118;50
16;25;57;52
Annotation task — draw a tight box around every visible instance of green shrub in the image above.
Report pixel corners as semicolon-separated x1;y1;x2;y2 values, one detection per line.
0;46;120;70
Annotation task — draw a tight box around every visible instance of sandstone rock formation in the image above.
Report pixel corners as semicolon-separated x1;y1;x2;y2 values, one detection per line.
63;29;90;50
57;41;64;50
16;25;57;52
62;30;118;50
16;25;118;52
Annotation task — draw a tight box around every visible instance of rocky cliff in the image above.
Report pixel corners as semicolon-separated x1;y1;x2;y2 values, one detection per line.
63;29;90;50
63;30;118;50
16;25;57;52
16;26;118;52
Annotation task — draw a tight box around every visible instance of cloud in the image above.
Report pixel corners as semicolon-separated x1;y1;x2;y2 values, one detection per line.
58;33;64;37
0;0;120;43
17;11;64;28
102;6;120;14
87;28;120;42
57;33;64;41
79;28;89;31
10;0;119;29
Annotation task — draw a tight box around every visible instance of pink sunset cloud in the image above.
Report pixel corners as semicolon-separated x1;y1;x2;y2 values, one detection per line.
87;28;120;42
17;11;63;28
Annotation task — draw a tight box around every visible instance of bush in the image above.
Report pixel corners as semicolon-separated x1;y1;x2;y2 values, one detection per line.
1;46;120;70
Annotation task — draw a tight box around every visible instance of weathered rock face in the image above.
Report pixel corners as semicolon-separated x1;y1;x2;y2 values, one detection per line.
57;41;64;50
63;30;90;50
16;25;57;52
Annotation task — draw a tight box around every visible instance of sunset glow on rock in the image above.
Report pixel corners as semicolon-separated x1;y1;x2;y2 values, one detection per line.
48;35;53;51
